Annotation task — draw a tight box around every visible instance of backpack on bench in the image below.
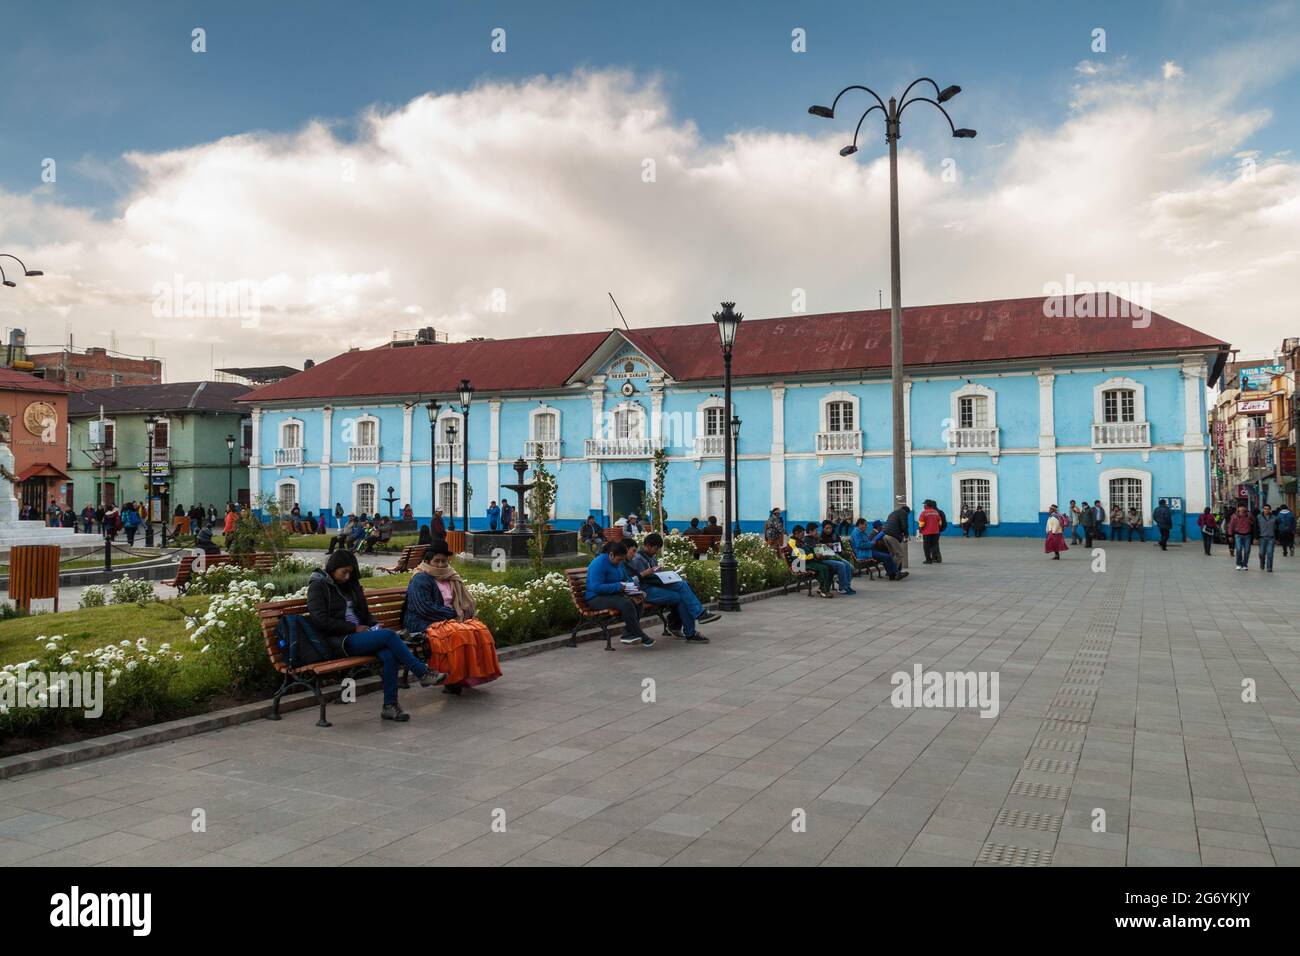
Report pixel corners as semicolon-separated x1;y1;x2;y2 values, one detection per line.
276;614;339;667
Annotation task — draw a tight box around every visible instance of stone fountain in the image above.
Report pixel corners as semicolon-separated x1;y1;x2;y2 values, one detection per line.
465;456;577;560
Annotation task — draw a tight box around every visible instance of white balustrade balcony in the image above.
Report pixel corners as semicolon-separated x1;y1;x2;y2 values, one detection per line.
274;447;303;466
348;444;379;464
947;427;1000;453
694;434;725;457
815;430;863;455
1092;421;1150;448
585;437;656;458
524;439;561;460
434;442;463;463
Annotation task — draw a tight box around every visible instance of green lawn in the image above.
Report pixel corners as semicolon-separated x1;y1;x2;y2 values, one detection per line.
0;596;212;665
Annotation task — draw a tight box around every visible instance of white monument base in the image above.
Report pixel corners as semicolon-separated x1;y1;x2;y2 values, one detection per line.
0;445;104;557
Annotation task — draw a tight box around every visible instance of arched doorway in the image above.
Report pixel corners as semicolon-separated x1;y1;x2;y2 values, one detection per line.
609;478;645;522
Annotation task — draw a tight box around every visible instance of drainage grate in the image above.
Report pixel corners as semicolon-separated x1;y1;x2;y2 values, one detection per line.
1023;757;1076;774
1010;780;1070;800
995;808;1062;832
977;842;1053;866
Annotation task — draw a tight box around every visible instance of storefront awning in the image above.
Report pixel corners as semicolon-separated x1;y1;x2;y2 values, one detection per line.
16;462;72;482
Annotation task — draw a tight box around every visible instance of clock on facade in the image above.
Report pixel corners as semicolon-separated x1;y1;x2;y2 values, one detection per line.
23;401;57;439
621;380;636;397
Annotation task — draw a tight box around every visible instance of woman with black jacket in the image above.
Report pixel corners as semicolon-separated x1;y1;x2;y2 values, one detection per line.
306;551;447;721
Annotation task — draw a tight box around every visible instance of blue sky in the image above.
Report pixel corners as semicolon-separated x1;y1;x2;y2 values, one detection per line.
4;0;1298;212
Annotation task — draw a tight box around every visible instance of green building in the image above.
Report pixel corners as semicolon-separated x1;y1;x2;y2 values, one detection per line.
67;382;252;516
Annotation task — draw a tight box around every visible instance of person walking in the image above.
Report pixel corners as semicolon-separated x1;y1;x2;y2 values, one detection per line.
1044;505;1069;560
918;499;943;564
1068;500;1083;544
1256;504;1278;572
121;502;141;546
1153;499;1173;551
1229;504;1254;570
1275;504;1295;557
764;507;785;551
1196;507;1218;556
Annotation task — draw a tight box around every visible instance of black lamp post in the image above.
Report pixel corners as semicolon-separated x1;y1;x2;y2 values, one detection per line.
0;253;43;290
144;415;158;547
457;379;474;532
731;414;742;536
445;421;458;531
225;434;235;505
714;302;743;612
810;78;974;567
426;399;441;532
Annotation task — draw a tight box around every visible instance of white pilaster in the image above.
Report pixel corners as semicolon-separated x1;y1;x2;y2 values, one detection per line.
1037;371;1057;511
903;381;914;507
249;407;262;504
770;384;786;509
320;406;333;514
400;403;413;510
1182;359;1209;513
650;379;665;448
488;399;501;505
588;378;605;514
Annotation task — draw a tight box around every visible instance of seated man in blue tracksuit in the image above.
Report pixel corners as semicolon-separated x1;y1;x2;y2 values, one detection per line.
625;534;720;643
584;542;654;647
853;518;909;581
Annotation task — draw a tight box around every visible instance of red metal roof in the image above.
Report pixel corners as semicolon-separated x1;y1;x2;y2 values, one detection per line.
240;296;1228;403
0;366;74;394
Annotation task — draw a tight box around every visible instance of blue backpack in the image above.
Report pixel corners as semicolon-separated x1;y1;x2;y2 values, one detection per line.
276;614;336;667
1277;510;1296;534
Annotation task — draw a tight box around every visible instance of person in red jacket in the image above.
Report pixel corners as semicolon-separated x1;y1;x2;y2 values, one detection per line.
1228;504;1255;570
918;499;943;564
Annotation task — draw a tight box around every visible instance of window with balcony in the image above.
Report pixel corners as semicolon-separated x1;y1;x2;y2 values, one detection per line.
587;403;652;458
434;413;464;463
526;407;561;460
349;416;379;464
817;391;863;456
948;384;999;456
694;398;726;456
1092;378;1150;448
276;419;305;466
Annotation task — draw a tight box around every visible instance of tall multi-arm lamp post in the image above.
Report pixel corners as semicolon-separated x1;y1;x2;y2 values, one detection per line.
445;421;457;531
809;78;974;562
714;302;743;612
225;434;235;505
144;415;158;547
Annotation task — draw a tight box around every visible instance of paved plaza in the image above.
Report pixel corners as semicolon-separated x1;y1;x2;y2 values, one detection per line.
3;535;1299;867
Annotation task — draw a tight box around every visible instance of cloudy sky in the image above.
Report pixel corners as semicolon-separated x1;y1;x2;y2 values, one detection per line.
1;0;1298;382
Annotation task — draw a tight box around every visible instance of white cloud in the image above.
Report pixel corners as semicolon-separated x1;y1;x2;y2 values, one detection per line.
2;63;1299;380
1163;60;1185;80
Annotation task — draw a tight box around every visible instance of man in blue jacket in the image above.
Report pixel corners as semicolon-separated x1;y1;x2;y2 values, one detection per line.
584;541;654;647
1153;499;1173;551
851;518;909;581
486;500;501;531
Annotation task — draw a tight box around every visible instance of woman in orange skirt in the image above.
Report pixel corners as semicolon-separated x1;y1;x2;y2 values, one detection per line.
402;542;502;695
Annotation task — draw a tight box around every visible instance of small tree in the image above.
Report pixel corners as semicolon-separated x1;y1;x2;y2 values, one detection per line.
526;454;557;578
225;493;290;557
640;447;669;530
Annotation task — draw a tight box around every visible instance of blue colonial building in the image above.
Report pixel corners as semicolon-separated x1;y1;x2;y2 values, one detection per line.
239;296;1230;538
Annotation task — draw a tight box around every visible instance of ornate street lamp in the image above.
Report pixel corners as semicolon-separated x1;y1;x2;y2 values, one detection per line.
457;379;474;531
714;302;743;612
810;78;974;561
226;434;235;505
445;421;458;531
731;414;742;536
0;253;43;289
426;399;441;533
144;415;158;547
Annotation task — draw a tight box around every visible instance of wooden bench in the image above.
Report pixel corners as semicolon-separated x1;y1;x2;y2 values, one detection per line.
162;550;278;593
683;531;721;558
837;538;882;580
256;585;421;727
379;543;426;574
563;568;670;651
777;546;818;597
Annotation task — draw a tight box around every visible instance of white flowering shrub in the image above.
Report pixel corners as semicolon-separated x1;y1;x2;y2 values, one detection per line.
0;634;182;736
186;563;258;596
109;575;157;606
465;572;577;645
185;578;278;690
79;585;108;609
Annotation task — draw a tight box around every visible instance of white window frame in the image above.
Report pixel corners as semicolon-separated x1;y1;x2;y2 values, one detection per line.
696;395;727;436
950;469;999;525
1093;377;1146;425
351;413;380;449
818;471;860;519
279;417;305;449
610;401;646;440
950;383;997;431
529;405;561;442
274;478;300;513
436;477;462;516
1099;467;1152;525
352;478;379;516
435;410;465;445
819;390;860;433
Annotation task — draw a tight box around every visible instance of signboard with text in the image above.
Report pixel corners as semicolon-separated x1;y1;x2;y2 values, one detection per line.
1239;365;1283;391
